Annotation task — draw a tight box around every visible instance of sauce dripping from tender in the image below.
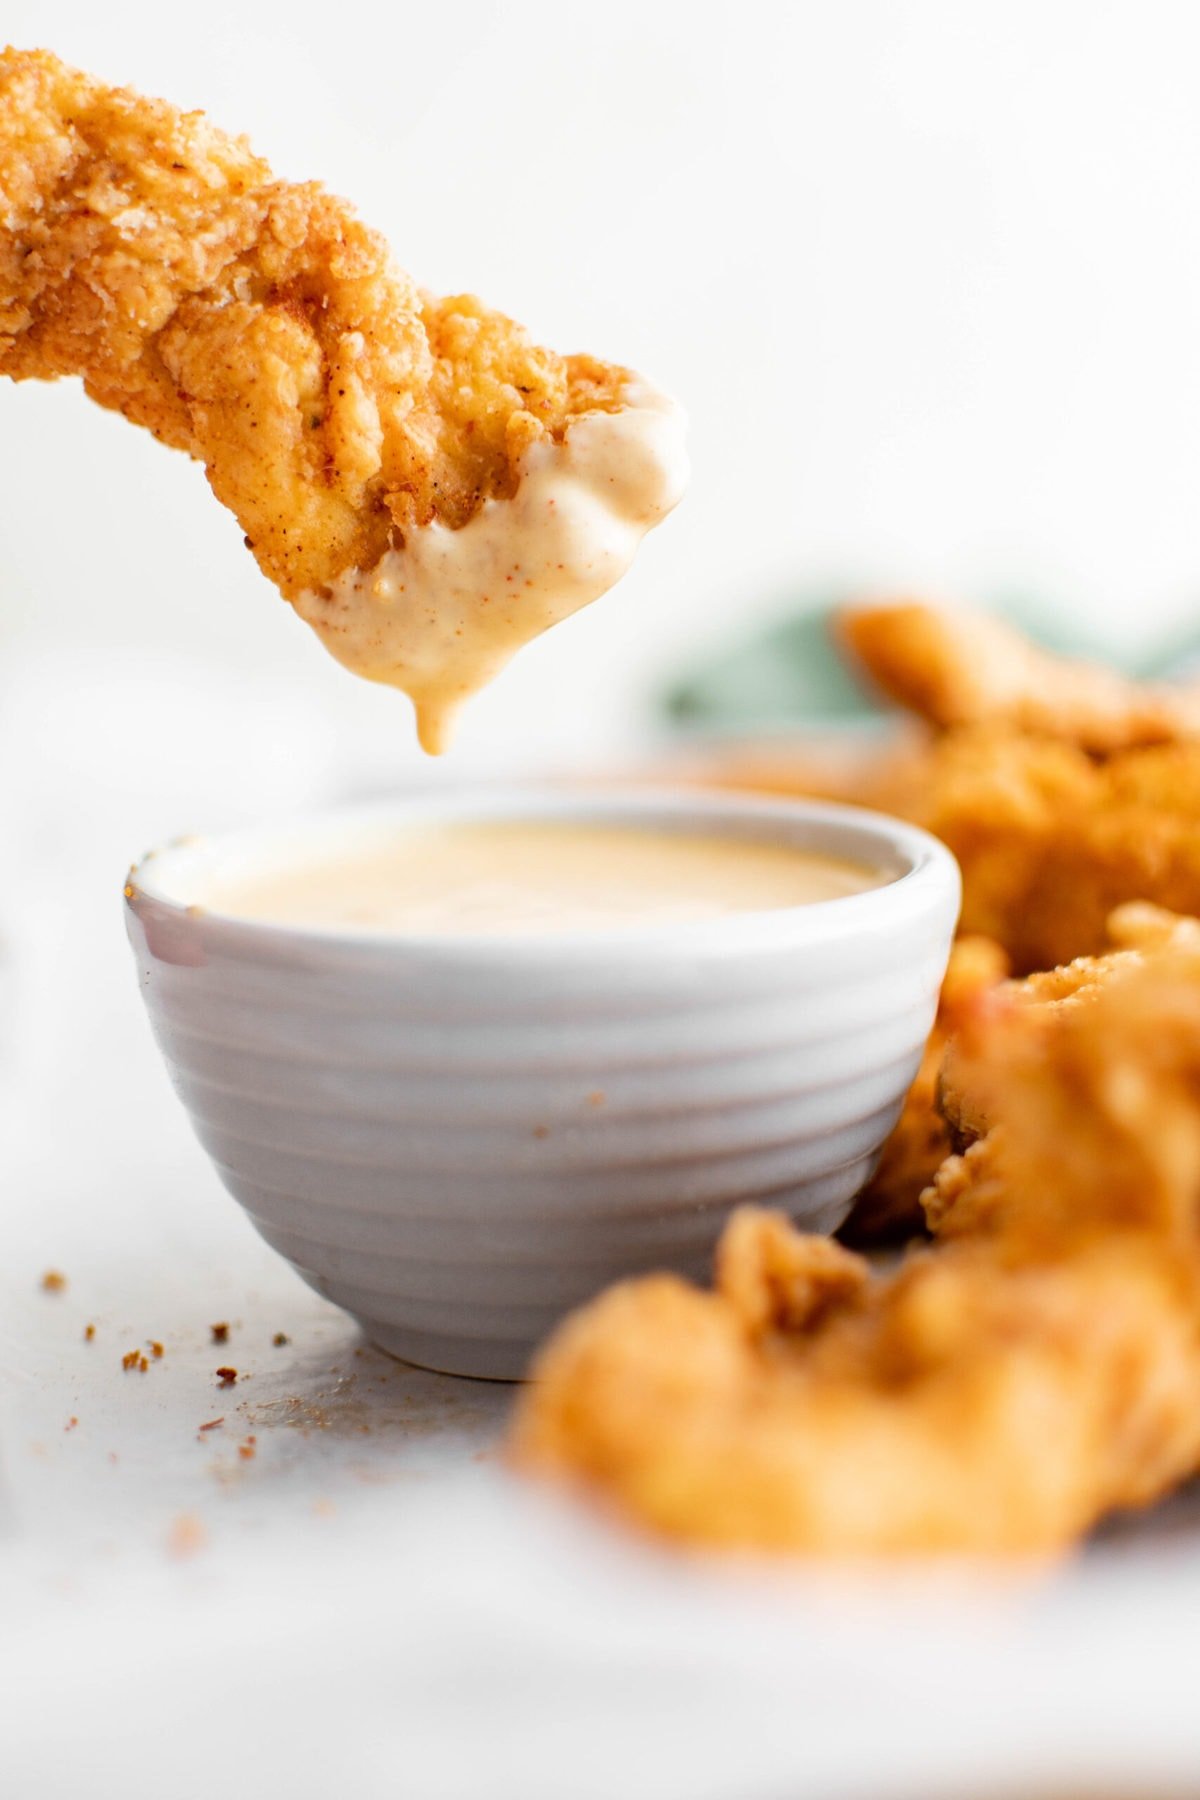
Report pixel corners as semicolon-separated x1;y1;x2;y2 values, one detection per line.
292;384;689;755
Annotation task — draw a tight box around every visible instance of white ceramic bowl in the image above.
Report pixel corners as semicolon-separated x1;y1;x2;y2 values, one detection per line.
124;790;959;1379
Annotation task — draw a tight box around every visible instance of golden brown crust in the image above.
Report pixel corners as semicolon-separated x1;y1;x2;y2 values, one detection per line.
515;613;1200;1555
839;935;1009;1246
838;601;1200;751
0;48;628;599
513;942;1200;1554
654;612;1200;973
937;905;1200;1164
879;730;1200;972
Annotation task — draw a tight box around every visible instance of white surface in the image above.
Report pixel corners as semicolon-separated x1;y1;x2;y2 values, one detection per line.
3;660;1200;1800
7;1;1200;769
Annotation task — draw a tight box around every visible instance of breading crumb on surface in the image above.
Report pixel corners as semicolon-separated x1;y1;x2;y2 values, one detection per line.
166;1514;208;1560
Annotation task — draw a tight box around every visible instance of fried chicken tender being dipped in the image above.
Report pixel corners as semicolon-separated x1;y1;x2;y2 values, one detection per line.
0;48;687;751
839;601;1200;752
513;941;1200;1555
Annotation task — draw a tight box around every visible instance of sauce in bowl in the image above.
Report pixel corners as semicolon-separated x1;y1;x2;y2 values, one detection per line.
201;820;882;938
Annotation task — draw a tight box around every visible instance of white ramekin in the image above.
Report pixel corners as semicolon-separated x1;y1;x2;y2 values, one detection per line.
124;789;959;1379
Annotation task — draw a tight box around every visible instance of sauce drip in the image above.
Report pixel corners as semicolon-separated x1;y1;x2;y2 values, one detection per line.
292;383;688;754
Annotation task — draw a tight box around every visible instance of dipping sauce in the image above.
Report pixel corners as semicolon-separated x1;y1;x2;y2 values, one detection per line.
202;821;881;937
292;383;689;756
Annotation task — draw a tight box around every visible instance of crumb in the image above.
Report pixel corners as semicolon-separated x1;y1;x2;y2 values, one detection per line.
215;1366;238;1387
166;1513;207;1560
210;1322;230;1344
586;1090;607;1107
122;1349;149;1373
148;1340;164;1359
40;1270;67;1293
272;1332;290;1347
237;1435;257;1461
65;1417;78;1432
532;1124;550;1139
198;1417;224;1433
84;1323;95;1342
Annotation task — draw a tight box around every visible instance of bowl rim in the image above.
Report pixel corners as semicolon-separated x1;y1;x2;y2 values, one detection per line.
124;785;960;966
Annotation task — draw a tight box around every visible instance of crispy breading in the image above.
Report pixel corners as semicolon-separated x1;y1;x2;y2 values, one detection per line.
666;610;1200;972
513;944;1200;1554
1108;900;1200;950
666;617;1200;971
937;905;1200;1161
876;729;1200;972
927;941;1200;1247
838;601;1200;751
690;719;1200;974
839;935;1009;1246
0;47;629;601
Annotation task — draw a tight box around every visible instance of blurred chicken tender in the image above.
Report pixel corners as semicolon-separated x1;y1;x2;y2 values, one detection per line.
514;941;1200;1554
0;48;686;748
894;730;1200;971
937;904;1200;1169
691;611;1200;973
839;934;1009;1246
840;601;1200;751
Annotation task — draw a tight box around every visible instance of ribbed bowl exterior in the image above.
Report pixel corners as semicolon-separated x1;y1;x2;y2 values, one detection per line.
126;793;959;1379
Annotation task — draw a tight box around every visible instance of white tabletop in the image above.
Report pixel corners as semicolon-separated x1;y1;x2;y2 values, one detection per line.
3;653;1199;1800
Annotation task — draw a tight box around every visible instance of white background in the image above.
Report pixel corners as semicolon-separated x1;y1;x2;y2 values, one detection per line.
7;8;1200;1796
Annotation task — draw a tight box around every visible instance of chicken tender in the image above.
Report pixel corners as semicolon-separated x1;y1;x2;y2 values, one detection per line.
669;606;1200;971
513;944;1200;1554
839;601;1200;752
839;934;1009;1246
872;729;1200;972
0;48;686;748
937;905;1200;1162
